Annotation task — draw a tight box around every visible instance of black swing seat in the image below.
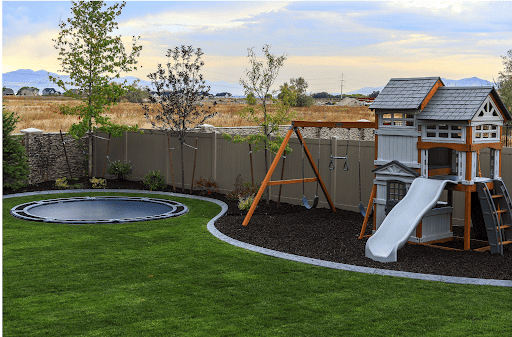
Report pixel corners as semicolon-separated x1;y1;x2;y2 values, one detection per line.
302;195;319;209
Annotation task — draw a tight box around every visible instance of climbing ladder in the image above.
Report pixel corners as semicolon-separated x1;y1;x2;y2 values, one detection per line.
475;180;512;254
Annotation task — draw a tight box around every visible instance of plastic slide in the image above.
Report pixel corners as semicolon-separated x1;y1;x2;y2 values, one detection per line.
365;177;456;263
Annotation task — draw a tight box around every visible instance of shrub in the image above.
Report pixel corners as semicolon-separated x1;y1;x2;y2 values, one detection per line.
238;195;255;211
55;177;69;189
143;170;165;191
55;177;82;189
227;174;261;200
3;109;30;190
194;177;219;196
90;177;107;189
107;158;134;180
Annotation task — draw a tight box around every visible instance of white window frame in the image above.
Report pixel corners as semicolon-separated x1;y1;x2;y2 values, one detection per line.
379;112;415;128
421;123;466;143
473;124;500;143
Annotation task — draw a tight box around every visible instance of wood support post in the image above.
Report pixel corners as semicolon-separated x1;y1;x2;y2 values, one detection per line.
464;188;472;250
359;184;376;239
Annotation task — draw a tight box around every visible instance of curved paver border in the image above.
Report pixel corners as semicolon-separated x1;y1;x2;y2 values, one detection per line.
4;189;511;287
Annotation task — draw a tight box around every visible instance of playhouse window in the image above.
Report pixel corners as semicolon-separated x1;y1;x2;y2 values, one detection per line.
385;180;407;215
475;124;499;141
381;113;414;127
423;124;463;141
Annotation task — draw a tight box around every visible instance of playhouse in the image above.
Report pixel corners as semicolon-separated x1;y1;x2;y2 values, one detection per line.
241;77;512;263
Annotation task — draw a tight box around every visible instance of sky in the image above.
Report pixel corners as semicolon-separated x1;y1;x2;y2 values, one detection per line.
2;0;512;93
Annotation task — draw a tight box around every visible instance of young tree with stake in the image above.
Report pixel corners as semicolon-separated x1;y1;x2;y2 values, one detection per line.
238;45;288;202
50;1;142;176
141;46;216;192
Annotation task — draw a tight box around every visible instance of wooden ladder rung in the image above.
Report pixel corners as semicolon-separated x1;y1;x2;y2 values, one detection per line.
491;194;504;199
502;240;512;246
495;210;507;214
500;225;511;229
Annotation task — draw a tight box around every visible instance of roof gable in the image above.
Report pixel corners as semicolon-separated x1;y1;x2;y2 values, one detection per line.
372;160;420;178
370;77;444;110
417;86;511;122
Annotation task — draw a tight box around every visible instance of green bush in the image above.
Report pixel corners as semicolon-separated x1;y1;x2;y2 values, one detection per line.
295;94;314;107
238;194;255;211
3;109;30;189
143;170;165;190
107;158;134;180
89;177;107;189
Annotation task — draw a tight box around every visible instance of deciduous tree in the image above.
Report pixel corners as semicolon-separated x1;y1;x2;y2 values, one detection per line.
141;45;216;192
238;45;287;202
50;1;142;175
498;49;512;111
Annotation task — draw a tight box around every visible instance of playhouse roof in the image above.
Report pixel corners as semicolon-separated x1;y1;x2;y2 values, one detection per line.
417;86;511;121
369;77;443;110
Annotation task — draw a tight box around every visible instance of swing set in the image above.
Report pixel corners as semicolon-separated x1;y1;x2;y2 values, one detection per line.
242;120;375;227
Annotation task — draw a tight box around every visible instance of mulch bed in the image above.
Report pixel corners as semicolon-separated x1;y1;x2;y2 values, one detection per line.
4;177;511;280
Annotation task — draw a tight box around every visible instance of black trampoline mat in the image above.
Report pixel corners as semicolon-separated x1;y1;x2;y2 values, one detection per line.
11;196;188;224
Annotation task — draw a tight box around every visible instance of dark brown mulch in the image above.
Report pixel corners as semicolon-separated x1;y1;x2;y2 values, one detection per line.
4;178;511;280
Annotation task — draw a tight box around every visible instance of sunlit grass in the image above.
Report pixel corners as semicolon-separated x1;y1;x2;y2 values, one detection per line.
3;96;374;133
3;191;511;336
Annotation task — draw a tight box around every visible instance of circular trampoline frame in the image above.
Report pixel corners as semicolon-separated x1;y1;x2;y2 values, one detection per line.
10;196;188;224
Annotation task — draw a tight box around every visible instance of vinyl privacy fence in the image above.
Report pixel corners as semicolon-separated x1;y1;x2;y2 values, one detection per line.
93;128;512;225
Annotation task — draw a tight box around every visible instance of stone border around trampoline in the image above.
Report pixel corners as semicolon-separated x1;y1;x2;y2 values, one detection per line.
4;189;511;287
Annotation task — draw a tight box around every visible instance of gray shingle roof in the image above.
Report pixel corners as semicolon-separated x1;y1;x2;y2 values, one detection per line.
369;77;442;110
417;86;495;121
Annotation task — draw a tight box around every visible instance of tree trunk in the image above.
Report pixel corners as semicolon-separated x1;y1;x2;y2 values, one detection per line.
181;140;185;193
263;100;269;204
88;131;93;177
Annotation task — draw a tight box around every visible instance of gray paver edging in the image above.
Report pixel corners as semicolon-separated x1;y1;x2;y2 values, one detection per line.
4;189;511;287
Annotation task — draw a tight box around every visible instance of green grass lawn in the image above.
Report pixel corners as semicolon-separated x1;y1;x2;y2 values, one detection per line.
3;192;512;336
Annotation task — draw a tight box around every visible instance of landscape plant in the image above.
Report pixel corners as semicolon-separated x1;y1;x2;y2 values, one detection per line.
2;109;30;190
193;176;219;196
232;45;293;202
497;49;512;111
89;176;107;189
50;0;142;176
54;177;82;189
107;158;134;180
238;194;256;211
141;45;216;192
143;170;166;191
226;174;261;200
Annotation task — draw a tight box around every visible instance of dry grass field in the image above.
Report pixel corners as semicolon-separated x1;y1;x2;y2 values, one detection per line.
3;96;374;133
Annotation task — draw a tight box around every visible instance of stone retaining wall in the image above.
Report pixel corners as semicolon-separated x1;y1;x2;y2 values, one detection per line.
198;125;375;141
17;130;88;184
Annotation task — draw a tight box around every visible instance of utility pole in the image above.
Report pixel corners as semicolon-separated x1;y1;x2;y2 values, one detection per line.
340;73;344;100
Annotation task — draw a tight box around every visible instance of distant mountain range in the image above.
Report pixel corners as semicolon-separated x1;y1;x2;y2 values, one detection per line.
344;77;495;95
2;69;496;97
2;69;246;96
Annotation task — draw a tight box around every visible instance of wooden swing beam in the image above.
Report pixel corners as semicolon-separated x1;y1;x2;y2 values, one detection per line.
242;120;376;227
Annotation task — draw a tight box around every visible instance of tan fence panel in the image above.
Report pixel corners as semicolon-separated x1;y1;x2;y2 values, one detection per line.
92;130;512;225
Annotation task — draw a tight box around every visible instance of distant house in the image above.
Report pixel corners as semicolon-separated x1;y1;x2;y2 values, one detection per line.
17;87;39;96
3;88;15;96
42;88;61;96
215;92;232;98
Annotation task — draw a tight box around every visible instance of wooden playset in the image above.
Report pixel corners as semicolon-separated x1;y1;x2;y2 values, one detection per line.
242;77;512;261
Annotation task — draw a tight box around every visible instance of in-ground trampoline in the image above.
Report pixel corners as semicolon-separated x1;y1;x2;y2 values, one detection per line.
10;196;188;224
